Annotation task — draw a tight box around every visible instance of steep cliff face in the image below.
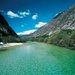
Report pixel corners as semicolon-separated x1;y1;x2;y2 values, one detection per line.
0;14;21;42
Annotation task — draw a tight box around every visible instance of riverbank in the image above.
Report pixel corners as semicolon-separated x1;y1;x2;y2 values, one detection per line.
26;29;75;50
0;43;23;49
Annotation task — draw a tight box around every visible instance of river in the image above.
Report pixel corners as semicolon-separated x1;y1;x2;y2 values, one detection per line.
0;42;75;75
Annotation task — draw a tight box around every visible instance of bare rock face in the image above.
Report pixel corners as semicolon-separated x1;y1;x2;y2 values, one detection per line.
0;14;21;42
28;4;75;37
21;4;75;49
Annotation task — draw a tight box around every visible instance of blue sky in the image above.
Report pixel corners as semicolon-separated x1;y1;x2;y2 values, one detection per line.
0;0;75;35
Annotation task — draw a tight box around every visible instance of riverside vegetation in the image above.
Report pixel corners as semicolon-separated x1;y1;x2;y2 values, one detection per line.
0;4;75;50
27;29;75;50
22;4;75;50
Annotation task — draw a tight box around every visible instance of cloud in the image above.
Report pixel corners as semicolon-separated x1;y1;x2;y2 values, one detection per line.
21;25;25;27
7;11;22;18
35;22;47;28
17;29;37;35
18;10;30;17
32;13;38;20
7;10;30;18
54;12;62;18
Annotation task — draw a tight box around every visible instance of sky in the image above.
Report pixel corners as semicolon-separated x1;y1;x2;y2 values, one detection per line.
0;0;75;35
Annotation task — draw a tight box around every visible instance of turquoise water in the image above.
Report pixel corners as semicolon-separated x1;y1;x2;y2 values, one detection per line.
0;42;75;75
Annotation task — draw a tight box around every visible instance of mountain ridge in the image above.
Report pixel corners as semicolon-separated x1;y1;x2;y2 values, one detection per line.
23;4;75;49
0;14;21;43
30;4;75;37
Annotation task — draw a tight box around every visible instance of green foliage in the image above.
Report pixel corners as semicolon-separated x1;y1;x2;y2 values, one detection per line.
48;29;75;49
29;29;75;50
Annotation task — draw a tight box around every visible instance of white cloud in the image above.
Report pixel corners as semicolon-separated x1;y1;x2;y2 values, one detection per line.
17;29;37;35
54;12;62;18
7;10;30;18
32;13;38;20
21;25;25;27
35;22;47;28
7;11;22;18
18;10;30;17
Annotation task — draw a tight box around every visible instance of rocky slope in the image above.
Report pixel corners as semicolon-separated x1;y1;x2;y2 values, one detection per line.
29;4;75;37
24;4;75;49
0;14;21;43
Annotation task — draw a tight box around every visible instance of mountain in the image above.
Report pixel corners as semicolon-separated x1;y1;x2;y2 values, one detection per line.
24;4;75;49
29;4;75;37
0;14;21;43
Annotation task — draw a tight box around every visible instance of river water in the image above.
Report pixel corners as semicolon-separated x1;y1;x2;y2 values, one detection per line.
0;42;75;75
